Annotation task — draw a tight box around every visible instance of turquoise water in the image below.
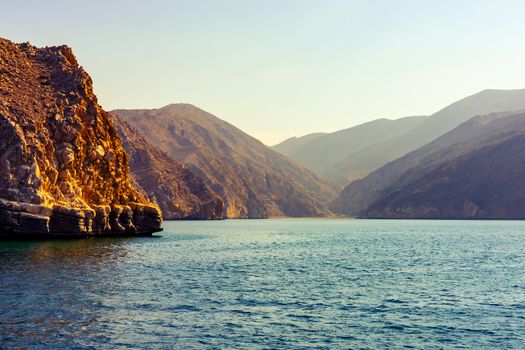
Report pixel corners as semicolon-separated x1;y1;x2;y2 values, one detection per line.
1;219;525;349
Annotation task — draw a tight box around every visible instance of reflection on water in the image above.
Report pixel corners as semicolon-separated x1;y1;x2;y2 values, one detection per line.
0;238;130;264
1;219;525;349
0;237;141;348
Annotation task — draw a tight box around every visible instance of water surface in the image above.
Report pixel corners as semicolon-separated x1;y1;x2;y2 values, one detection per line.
1;219;525;349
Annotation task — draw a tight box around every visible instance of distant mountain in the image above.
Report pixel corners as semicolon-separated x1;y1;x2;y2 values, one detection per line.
365;133;525;219
275;89;525;186
273;116;426;184
113;104;336;218
273;133;326;155
332;110;525;218
111;115;224;220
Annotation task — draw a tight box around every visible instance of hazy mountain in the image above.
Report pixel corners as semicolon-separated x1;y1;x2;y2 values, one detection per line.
273;116;426;183
111;115;224;220
113;104;337;218
275;89;525;186
332;110;525;217
273;133;326;155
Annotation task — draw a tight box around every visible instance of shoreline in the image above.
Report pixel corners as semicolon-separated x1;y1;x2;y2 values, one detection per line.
0;229;163;241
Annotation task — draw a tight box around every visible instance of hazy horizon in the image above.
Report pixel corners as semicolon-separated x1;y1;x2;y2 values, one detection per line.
3;0;525;144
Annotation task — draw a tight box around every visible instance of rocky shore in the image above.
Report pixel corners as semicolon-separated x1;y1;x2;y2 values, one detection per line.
0;38;162;237
0;198;161;238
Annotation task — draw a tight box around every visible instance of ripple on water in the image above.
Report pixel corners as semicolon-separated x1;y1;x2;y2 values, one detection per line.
1;219;525;349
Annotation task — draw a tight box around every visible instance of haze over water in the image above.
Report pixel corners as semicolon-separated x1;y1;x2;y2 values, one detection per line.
1;219;524;349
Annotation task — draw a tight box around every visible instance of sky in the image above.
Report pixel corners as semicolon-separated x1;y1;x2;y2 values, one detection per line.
3;0;525;145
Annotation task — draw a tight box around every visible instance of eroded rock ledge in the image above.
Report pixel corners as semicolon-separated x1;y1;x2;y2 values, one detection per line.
0;198;161;238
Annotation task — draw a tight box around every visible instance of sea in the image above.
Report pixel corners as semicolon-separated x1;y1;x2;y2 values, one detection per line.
1;219;524;349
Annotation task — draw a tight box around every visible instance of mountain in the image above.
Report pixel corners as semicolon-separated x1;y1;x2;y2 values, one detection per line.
365;133;525;219
275;89;525;186
273;116;426;184
113;104;337;218
0;38;161;237
404;89;525;146
111;114;224;220
273;132;326;155
332;110;525;218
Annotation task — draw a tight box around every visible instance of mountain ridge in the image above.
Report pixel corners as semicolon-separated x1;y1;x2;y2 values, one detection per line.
273;115;427;183
274;88;525;187
332;109;525;217
113;104;337;218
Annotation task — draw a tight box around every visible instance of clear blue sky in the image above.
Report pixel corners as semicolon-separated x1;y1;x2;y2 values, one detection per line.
3;0;525;144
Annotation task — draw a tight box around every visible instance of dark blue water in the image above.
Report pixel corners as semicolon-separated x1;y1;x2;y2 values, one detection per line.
1;219;525;349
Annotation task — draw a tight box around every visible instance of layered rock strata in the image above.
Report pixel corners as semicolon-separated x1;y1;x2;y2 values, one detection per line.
0;38;162;237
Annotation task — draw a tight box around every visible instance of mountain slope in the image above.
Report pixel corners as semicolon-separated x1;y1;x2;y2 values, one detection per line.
113;104;337;218
330;89;525;186
272;116;426;183
332;110;525;216
275;89;525;187
111;114;224;220
273;132;326;155
364;133;525;219
0;37;161;236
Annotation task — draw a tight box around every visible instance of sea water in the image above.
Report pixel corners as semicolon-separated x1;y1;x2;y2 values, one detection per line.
1;219;524;349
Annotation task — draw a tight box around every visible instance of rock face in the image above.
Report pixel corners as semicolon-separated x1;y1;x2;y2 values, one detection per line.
332;111;525;218
111;114;224;219
114;104;337;218
0;38;162;237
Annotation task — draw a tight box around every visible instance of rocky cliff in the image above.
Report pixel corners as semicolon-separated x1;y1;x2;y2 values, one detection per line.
114;104;337;218
111;114;224;219
0;38;162;237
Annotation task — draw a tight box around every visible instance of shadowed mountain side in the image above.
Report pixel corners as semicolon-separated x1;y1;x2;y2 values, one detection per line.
276;89;525;187
364;134;525;219
113;104;337;218
111;115;224;220
332;110;525;216
273;116;427;183
330;89;525;186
